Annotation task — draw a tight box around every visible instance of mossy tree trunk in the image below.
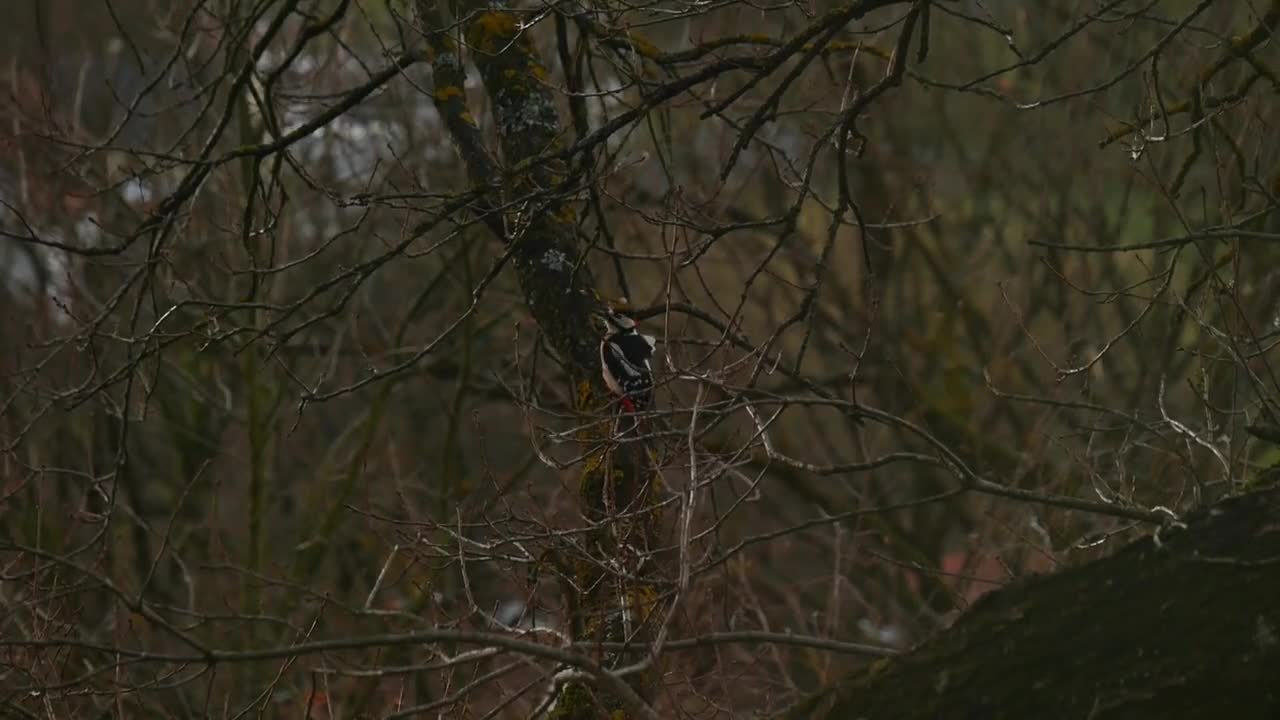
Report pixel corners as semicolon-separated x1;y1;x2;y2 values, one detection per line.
413;3;663;717
785;485;1280;720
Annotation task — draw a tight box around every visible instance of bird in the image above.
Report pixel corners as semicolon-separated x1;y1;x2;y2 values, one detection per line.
595;308;657;413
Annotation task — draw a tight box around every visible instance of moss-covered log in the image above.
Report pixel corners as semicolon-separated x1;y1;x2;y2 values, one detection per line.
785;485;1280;719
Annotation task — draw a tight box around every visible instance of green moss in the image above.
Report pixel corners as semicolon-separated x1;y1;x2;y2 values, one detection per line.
547;681;599;719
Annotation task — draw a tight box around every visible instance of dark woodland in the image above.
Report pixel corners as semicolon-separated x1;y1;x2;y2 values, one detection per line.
2;1;1279;718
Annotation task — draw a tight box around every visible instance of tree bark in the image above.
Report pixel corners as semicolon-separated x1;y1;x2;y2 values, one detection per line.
786;485;1280;720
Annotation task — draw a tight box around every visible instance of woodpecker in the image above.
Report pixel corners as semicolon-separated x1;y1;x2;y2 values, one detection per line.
597;309;657;413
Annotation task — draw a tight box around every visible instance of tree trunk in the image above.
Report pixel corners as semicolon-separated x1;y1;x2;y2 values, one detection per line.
413;6;664;717
786;485;1280;720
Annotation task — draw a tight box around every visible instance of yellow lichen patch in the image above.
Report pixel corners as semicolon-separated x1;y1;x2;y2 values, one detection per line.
648;472;665;495
553;204;577;225
865;657;893;678
628;34;660;58
582;447;606;476
625;583;660;621
575;378;596;411
458;111;476;126
467;11;519;52
434;85;463;102
529;63;549;81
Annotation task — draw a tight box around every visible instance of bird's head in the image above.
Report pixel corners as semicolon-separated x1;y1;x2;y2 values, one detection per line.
592;302;640;334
